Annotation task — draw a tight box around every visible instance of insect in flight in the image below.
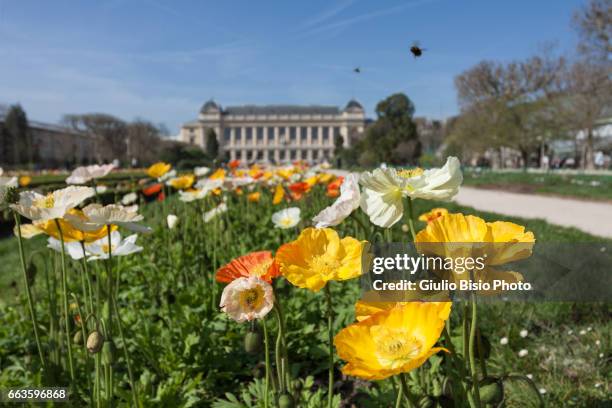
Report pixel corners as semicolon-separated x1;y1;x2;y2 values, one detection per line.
353;67;361;73
410;42;426;58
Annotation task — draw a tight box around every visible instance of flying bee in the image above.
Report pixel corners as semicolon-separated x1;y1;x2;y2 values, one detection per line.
410;42;425;58
353;67;361;73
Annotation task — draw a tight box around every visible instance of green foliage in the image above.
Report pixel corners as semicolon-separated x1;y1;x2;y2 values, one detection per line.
348;93;421;167
4;104;32;165
206;129;220;161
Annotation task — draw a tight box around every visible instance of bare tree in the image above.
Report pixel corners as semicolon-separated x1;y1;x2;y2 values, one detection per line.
126;119;163;166
573;0;612;60
62;113;128;163
559;61;612;169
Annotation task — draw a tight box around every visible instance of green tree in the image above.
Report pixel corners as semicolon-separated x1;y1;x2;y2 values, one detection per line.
333;133;344;167
355;93;420;166
5;104;32;166
205;128;219;161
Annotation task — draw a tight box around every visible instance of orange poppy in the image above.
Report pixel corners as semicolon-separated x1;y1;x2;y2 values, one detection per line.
229;159;240;169
326;176;344;198
157;191;165;201
289;181;311;200
216;251;281;284
143;183;163;196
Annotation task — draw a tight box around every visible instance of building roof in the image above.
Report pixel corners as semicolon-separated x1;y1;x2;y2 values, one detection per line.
200;99;220;113
224;105;340;115
345;99;364;111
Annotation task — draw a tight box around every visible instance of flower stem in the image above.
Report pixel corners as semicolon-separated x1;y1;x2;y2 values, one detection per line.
274;307;285;393
55;218;75;380
262;318;270;408
111;293;138;407
394;375;404;408
406;197;417;241
324;284;334;408
399;373;418;407
13;212;46;370
469;292;482;408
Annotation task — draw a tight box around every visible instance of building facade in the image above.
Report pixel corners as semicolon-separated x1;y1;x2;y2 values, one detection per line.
179;100;366;163
0;104;99;168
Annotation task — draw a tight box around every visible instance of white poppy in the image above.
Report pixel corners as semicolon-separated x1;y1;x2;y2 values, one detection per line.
520;329;528;338
500;337;509;345
10;186;95;222
66;164;115;184
124;204;139;213
272;207;301;229
66;203;152;233
178;189;207;202
312;173;361;228
223;176;254;190
518;349;528;357
159;169;177;182
95;185;108;194
194;166;211;177
359;157;462;228
219;276;274;322
121;192;138;205
203;203;228;223
194;178;223;193
167;214;179;229
85;231;143;261
47;237;87;260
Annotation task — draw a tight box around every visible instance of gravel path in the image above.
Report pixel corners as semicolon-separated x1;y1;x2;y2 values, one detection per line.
454;187;612;239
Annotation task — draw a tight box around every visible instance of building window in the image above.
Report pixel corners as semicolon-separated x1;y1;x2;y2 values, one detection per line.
333;127;340;144
224;128;231;142
290;150;297;160
267;127;275;143
322;127;330;143
235;128;242;144
300;127;308;142
257;127;264;144
246;127;253;144
280;150;286;161
256;150;263;160
312;150;318;160
289;127;297;143
189;135;195;144
312;127;319;142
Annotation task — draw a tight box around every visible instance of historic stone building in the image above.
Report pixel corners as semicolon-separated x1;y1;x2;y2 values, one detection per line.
179;99;366;163
0;104;99;168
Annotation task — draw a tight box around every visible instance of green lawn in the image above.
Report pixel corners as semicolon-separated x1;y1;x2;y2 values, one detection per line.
463;169;612;201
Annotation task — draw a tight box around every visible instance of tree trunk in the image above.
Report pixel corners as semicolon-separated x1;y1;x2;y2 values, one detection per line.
583;128;595;170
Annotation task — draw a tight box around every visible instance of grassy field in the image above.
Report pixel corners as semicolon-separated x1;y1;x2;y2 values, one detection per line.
463;169;612;201
0;187;609;406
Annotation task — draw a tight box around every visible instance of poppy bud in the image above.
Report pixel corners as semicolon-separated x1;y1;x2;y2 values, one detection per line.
73;331;83;345
244;330;262;354
278;393;294;408
479;378;504;404
86;331;104;354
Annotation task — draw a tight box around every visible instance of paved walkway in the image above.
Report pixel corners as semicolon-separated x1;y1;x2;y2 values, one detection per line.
454;187;612;239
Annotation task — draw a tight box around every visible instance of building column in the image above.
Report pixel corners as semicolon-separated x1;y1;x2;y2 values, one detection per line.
328;126;334;146
230;127;236;147
318;126;323;145
230;149;236;161
241;127;246;147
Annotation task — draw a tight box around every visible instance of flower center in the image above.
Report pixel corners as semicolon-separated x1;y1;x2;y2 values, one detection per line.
35;194;55;209
251;259;273;278
102;244;117;254
239;287;264;311
397;168;424;179
310;255;341;278
280;217;294;227
374;329;422;369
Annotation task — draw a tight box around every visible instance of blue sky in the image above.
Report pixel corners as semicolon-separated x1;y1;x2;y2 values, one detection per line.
0;0;584;135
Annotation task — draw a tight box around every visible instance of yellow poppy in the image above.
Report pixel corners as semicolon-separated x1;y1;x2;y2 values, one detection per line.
275;227;365;292
334;302;451;380
36;209;116;243
415;213;535;291
19;175;32;187
317;173;334;184
247;192;261;202
418;208;448;223
209;168;226;180
304;176;319;187
272;184;285;205
276;168;293;180
168;174;195;190
147;162;171;179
